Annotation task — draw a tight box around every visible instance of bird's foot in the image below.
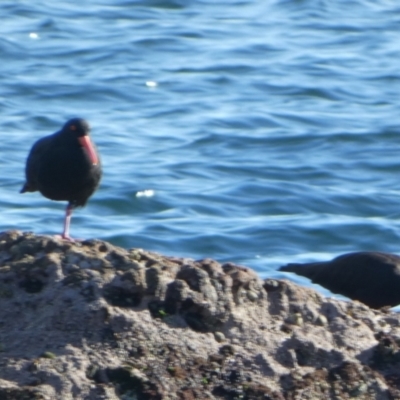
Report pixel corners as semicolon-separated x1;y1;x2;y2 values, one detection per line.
62;234;75;242
54;234;76;242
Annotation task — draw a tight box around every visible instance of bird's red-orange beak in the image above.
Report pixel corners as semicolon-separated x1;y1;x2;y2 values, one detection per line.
78;136;98;165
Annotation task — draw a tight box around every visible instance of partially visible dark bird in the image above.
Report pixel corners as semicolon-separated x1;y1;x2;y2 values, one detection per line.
21;118;102;240
279;252;400;309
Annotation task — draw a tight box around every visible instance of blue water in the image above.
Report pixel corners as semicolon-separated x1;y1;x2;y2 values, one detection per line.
2;0;400;300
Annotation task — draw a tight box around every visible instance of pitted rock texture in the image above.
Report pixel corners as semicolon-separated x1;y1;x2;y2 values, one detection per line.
0;230;400;399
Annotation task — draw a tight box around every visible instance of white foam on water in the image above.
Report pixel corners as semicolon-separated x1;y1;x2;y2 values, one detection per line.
136;189;155;198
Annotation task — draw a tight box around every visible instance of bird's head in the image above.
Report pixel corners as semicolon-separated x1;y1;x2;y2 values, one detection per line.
63;118;98;165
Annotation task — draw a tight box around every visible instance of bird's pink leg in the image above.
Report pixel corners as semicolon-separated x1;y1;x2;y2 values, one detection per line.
61;204;73;240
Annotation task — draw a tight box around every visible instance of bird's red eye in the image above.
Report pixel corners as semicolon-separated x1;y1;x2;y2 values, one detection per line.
70;125;76;131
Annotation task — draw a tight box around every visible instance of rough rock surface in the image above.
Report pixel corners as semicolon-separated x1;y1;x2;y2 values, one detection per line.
0;231;400;399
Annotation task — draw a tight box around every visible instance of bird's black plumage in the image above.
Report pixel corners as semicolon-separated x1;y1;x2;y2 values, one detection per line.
21;118;102;239
280;252;400;309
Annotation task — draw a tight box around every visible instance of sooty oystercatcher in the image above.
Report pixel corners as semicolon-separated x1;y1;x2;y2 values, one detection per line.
280;252;400;309
20;118;102;240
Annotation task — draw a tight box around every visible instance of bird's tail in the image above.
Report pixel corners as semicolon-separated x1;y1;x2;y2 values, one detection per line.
20;183;35;193
279;262;327;280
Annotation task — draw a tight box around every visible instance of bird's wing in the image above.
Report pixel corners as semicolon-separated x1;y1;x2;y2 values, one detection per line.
21;135;53;192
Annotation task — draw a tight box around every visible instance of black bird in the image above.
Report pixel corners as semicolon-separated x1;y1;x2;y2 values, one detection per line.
279;252;400;309
21;118;102;240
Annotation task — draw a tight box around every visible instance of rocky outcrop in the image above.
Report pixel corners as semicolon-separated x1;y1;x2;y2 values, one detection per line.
0;231;399;399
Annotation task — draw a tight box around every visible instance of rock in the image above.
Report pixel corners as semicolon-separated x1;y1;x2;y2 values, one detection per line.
0;231;399;399
214;332;225;342
280;251;400;309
